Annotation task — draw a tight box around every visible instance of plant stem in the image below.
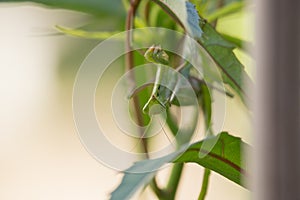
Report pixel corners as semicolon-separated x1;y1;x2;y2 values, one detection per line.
166;108;178;137
125;0;141;61
150;177;167;198
125;0;149;155
144;0;151;25
150;164;184;200
165;163;184;199
164;109;184;199
198;83;212;200
198;168;211;200
125;1;167;198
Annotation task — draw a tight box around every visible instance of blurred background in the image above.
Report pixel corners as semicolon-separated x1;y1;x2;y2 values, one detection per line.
0;2;253;199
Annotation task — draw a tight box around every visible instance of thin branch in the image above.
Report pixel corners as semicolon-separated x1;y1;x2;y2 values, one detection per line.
144;0;151;25
125;1;167;198
125;0;149;155
125;0;141;71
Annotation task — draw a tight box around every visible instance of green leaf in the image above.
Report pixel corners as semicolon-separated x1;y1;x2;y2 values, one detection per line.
206;2;245;22
200;23;253;103
0;0;125;17
152;0;203;39
220;33;246;49
55;25;120;40
201;24;236;49
220;33;253;54
109;150;185;200
191;0;244;19
111;132;249;199
174;132;249;187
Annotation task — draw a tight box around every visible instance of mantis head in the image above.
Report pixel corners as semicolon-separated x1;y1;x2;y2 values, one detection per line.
144;45;169;65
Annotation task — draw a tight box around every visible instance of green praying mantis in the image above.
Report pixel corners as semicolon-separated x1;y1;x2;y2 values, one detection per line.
129;45;233;114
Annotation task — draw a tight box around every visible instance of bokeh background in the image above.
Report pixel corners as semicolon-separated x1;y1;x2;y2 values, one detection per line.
0;2;253;199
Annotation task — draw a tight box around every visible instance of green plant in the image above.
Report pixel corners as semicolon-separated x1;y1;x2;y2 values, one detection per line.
0;0;253;199
112;1;252;198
